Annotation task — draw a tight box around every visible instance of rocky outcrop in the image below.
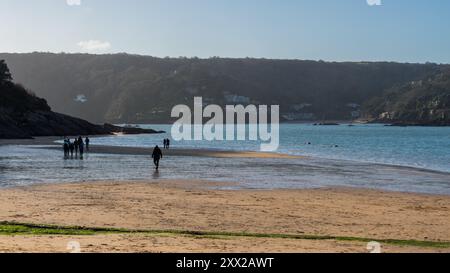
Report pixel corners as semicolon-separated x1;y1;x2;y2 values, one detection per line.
102;123;165;135
0;109;110;139
0;106;165;139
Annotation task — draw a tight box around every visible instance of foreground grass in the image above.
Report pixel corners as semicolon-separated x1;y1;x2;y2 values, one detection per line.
1;221;449;249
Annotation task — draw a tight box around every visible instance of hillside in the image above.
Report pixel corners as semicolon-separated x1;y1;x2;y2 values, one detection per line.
0;60;160;139
363;70;450;125
0;53;446;123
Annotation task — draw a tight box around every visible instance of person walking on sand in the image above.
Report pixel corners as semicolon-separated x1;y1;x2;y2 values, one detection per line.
85;137;90;152
152;145;163;170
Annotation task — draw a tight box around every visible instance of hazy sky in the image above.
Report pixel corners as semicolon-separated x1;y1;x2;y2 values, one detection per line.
0;0;449;63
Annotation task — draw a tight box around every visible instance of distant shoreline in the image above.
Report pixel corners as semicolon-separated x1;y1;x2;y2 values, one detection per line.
79;121;450;127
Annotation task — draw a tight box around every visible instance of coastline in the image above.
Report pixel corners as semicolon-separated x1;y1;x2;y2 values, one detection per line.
1;180;450;253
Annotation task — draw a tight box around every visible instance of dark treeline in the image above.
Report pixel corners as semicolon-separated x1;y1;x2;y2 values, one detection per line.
1;60;50;112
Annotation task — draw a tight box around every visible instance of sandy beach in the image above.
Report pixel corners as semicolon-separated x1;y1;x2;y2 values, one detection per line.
1;180;450;253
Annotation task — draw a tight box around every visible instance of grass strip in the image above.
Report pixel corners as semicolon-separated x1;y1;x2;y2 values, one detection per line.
1;221;449;249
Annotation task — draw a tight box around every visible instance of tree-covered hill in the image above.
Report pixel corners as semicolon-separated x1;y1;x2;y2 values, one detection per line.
1;53;446;123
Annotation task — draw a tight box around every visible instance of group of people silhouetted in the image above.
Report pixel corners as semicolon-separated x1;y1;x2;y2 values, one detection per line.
62;135;166;169
63;136;90;159
163;138;171;149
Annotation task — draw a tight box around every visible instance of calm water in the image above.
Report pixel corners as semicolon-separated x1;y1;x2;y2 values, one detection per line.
1;124;450;194
95;124;450;173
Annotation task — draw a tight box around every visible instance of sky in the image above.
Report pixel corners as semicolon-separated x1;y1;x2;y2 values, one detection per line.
0;0;449;63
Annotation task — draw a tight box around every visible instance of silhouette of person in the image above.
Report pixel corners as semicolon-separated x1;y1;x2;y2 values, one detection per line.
74;138;79;156
69;140;75;157
163;139;167;149
78;136;84;158
166;139;170;149
63;137;69;157
152;145;163;170
62;138;65;155
85;137;90;152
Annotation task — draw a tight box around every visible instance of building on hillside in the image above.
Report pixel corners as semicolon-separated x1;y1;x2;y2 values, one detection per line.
224;94;251;104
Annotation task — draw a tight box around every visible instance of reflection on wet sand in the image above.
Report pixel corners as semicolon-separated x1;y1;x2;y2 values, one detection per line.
0;144;450;195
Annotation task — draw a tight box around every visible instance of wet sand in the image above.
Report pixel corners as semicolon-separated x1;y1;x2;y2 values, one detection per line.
41;145;302;159
1;180;450;253
0;137;302;159
0;136;62;146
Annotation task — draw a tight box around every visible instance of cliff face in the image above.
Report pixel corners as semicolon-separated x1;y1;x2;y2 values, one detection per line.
363;71;450;125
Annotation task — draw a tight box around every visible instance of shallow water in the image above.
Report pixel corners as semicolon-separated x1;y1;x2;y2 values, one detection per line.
1;144;449;195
